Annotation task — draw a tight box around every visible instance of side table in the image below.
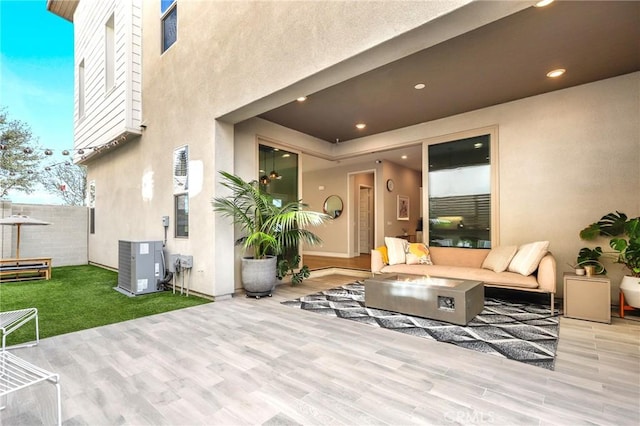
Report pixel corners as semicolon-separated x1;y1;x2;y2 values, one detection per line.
563;272;611;323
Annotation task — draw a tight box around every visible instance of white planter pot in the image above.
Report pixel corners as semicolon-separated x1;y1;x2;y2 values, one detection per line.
620;275;640;308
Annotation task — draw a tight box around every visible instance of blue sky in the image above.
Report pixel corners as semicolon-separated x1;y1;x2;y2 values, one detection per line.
1;0;74;203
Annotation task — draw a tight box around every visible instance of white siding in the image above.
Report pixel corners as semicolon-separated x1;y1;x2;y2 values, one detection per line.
73;0;142;152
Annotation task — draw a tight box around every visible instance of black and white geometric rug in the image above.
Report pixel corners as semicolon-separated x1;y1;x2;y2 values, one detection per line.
282;282;560;370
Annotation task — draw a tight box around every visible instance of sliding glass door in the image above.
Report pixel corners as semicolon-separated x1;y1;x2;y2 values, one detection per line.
259;144;299;262
428;135;491;248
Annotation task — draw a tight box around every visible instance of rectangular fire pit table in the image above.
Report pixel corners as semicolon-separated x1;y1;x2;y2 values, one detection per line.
364;274;484;325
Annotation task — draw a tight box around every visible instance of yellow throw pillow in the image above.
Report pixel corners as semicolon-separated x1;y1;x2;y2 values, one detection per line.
375;245;389;265
406;243;433;265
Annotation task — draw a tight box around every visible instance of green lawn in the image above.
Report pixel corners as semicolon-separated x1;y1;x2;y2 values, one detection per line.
0;265;212;346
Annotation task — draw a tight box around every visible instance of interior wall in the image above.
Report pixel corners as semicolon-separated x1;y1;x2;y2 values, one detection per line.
328;72;640;299
382;161;422;244
234;73;638;299
302;163;380;257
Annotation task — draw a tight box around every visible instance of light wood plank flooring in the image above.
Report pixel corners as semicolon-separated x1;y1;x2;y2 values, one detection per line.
303;254;371;271
2;274;639;425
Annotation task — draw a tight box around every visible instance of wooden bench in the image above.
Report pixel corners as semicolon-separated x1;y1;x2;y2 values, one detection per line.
0;258;51;282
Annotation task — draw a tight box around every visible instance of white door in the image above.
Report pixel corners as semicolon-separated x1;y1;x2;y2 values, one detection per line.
359;187;373;253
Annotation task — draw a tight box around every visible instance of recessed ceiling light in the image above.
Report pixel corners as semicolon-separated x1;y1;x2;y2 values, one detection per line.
546;68;566;78
401;155;408;160
414;83;426;90
296;96;307;102
535;0;554;7
355;123;366;129
474;143;483;149
282;153;290;158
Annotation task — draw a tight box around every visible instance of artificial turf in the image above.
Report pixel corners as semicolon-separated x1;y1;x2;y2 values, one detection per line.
0;265;212;346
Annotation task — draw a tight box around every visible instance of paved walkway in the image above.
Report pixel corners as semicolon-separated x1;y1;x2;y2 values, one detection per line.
2;274;639;425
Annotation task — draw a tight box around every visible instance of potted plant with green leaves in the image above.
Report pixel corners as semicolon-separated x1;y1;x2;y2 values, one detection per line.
580;211;640;307
570;247;605;275
212;171;329;298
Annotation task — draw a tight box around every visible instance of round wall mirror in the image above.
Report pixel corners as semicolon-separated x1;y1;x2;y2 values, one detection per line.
323;195;343;219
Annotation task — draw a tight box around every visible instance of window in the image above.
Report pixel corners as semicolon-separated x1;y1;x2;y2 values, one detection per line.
88;180;95;234
175;194;188;237
89;208;96;234
258;144;298;205
173;145;188;193
78;60;85;118
258;143;299;262
161;1;177;53
173;146;188;237
428;135;491;248
105;14;115;90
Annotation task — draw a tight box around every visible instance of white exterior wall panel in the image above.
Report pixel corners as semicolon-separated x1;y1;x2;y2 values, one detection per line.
73;0;141;153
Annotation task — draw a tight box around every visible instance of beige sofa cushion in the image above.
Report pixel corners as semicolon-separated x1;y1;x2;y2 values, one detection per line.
385;237;408;265
379;264;539;289
508;241;550;276
428;246;488;268
482;245;518;273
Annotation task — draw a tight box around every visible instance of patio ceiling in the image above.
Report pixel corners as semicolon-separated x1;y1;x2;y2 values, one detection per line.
259;1;640;145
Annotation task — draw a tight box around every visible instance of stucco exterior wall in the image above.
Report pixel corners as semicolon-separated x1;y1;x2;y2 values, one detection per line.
75;0;637;301
84;0;479;297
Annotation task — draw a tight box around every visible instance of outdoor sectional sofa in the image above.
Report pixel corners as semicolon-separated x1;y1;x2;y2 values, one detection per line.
371;239;557;312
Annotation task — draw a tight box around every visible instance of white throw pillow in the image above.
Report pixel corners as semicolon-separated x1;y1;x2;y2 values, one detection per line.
481;245;518;273
385;237;408;265
508;241;550;276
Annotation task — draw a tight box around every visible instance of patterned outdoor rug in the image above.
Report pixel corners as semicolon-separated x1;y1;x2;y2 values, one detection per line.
282;282;560;370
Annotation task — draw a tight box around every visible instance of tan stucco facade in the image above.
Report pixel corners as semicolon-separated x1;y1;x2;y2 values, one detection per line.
63;1;637;301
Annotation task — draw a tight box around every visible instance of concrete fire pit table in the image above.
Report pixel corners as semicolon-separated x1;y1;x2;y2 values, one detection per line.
364;274;484;325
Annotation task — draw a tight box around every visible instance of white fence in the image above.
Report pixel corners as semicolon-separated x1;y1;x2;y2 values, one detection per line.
0;201;88;267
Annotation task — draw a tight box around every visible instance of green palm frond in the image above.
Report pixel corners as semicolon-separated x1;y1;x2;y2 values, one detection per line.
213;171;330;260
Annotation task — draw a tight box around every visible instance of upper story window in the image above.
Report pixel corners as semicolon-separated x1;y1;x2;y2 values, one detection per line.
105;14;115;90
161;0;177;53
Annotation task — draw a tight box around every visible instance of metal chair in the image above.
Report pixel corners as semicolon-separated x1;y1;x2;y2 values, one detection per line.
0;350;61;426
0;308;39;351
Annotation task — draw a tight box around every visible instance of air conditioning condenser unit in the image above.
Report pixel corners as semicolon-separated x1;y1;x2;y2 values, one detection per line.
117;240;164;296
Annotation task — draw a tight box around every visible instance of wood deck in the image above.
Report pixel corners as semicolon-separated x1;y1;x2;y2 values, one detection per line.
2;273;639;425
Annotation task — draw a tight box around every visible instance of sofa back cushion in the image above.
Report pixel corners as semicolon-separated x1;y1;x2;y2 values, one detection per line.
385;237;408;265
508;241;550;276
406;243;433;265
428;246;489;268
481;245;518;273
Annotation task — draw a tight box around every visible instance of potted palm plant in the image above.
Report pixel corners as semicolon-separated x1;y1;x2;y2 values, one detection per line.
212;171;329;297
580;211;640;307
